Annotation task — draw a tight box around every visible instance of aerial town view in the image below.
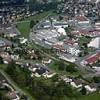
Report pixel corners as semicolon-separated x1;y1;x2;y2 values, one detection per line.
0;0;100;100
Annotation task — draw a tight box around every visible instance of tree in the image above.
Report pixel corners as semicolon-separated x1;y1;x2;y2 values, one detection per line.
80;86;87;95
48;17;53;29
52;80;79;98
51;74;59;82
59;16;63;20
65;27;71;33
6;60;17;79
35;50;42;60
0;56;3;64
93;76;100;83
58;61;65;71
0;92;2;100
23;66;31;86
29;76;80;100
66;64;77;73
30;20;35;29
83;43;87;48
78;52;83;57
64;27;74;38
20;94;28;100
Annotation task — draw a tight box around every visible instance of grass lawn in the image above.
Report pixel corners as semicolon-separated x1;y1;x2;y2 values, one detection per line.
78;93;100;100
16;10;57;38
65;93;100;100
0;64;7;70
16;22;30;38
48;61;81;77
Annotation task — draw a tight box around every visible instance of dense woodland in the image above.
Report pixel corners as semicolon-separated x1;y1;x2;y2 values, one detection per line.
5;61;80;100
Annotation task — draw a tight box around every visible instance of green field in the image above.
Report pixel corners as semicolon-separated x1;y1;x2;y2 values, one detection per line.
16;10;57;38
65;93;100;100
16;22;30;38
79;93;100;100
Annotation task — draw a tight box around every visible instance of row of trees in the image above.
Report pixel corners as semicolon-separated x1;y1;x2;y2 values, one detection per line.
30;20;38;29
55;61;78;73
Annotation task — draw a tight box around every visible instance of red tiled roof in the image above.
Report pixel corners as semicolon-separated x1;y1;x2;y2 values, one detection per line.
73;29;100;36
53;44;64;50
64;39;77;45
75;16;88;21
80;29;89;34
7;92;18;100
86;52;100;64
72;30;89;35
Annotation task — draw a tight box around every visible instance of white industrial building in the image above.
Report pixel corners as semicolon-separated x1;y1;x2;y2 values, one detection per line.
57;27;66;36
64;41;80;56
88;37;100;49
67;46;80;56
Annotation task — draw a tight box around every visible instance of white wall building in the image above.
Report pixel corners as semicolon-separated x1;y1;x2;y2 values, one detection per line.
88;37;100;49
70;81;82;88
85;85;97;93
57;27;66;36
67;47;80;56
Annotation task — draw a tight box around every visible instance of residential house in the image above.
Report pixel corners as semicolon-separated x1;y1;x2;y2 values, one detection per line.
0;52;12;64
82;52;100;65
85;83;97;93
0;74;6;89
6;91;20;100
29;64;38;72
70;79;84;88
42;58;52;64
62;76;72;83
42;72;56;78
19;37;28;44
